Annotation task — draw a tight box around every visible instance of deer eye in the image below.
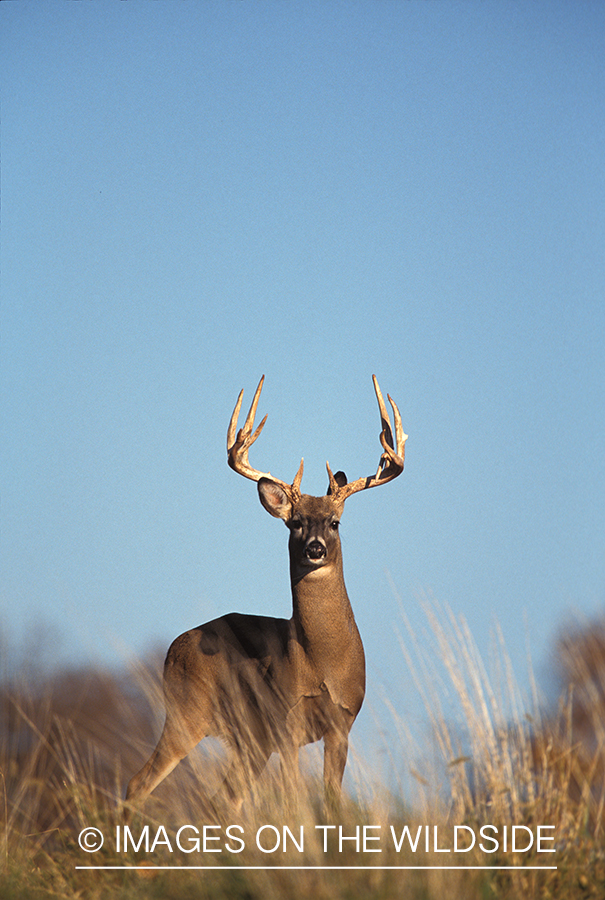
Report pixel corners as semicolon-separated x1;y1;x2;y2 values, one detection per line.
330;521;340;531
290;519;302;531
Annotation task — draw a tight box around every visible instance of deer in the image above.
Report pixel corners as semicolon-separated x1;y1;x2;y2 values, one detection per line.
125;375;406;811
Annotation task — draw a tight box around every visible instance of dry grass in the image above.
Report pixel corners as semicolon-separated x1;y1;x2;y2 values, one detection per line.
1;607;604;899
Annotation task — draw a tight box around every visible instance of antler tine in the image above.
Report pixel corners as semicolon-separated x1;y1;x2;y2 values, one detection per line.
226;387;245;451
227;376;268;478
227;376;266;450
389;393;406;457
372;374;394;454
373;376;408;477
227;376;303;501
326;461;340;496
328;376;407;503
292;457;304;495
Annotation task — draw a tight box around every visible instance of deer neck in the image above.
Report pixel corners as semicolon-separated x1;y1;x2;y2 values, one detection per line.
289;551;365;715
289;555;359;654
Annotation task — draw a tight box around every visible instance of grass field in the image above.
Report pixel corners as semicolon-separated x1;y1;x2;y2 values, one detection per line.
2;605;604;899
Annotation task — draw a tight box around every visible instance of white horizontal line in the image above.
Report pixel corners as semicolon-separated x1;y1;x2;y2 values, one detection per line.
76;865;558;871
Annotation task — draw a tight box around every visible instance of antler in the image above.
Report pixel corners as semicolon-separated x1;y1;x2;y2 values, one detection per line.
227;375;304;503
327;375;407;503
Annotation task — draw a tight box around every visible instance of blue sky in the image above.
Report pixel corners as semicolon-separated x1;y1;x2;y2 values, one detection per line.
1;1;604;754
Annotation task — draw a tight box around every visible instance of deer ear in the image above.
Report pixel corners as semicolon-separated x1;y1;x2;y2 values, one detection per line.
258;477;292;520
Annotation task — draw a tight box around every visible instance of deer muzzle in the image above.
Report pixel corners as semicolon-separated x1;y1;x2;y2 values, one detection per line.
304;539;327;561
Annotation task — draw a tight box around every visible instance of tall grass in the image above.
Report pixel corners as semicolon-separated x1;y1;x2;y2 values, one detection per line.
1;608;604;899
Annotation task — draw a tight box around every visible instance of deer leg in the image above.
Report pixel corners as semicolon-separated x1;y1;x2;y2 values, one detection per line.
279;703;307;798
323;714;353;805
126;711;209;807
216;742;271;810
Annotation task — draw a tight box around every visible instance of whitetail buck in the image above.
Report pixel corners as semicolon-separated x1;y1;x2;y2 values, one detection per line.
126;375;406;809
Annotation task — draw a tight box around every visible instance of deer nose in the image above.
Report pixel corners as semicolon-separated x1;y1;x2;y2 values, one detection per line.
305;540;326;560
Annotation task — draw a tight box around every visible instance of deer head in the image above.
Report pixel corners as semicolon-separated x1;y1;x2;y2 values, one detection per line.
227;375;407;582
